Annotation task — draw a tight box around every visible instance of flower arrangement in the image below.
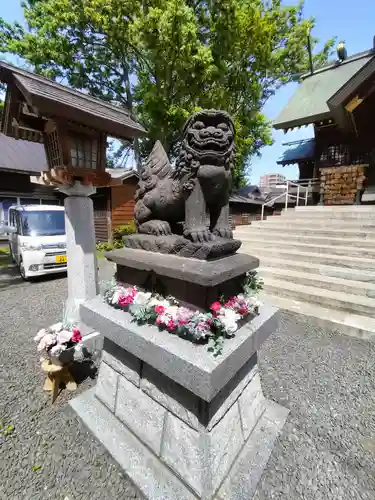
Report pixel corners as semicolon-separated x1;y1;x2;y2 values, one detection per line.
102;271;263;356
34;323;83;365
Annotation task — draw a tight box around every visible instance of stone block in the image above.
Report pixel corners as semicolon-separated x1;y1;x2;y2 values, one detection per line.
95;362;118;412
102;337;141;386
115;375;166;455
140;363;201;430
80;296;279;402
161;401;244;497
207;353;257;430
70;388;197;500
113;250;258;310
209;402;244;492
106;248;258;287
238;373;266;439
161;414;203;495
217;406;288;500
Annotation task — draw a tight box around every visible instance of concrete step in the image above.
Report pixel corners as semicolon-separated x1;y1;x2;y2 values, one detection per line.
279;211;375;221
293;205;375;212
250;219;375;230
261;293;375;341
262;278;375;316
254;256;375;282
239;238;375;258
234;225;375;239
236;231;375;249
259;267;375;298
240;244;375;270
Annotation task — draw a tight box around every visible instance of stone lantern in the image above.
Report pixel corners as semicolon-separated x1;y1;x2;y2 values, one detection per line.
0;61;145;320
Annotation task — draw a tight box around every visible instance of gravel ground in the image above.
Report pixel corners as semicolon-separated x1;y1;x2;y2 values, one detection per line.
0;263;374;500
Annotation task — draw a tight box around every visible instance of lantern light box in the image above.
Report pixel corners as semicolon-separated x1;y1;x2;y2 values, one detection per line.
0;61;146;187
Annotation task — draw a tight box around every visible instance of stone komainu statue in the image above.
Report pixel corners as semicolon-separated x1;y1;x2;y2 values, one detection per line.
134;109;236;243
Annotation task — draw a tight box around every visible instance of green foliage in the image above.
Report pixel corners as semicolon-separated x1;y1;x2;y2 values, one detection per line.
96;241;114;253
112;222;137;244
0;0;334;185
243;270;264;296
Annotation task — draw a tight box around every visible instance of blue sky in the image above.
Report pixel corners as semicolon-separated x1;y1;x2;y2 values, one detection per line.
1;1;374;183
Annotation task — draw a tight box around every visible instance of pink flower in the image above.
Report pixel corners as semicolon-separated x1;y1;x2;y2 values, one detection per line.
118;295;134;306
156;317;163;325
71;328;82;343
155;305;166;315
130;288;137;297
210;302;222;313
239;306;248;316
167;319;177;331
178;319;187;326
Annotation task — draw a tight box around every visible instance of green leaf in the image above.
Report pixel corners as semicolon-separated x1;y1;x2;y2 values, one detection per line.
32;465;42;472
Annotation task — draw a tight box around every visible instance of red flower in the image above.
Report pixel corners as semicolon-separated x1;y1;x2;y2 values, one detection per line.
155;305;166;315
167;319;177;331
210;302;222;313
71;328;82;343
118;295;134;306
178;319;187;326
239;307;248;316
130;288;137;297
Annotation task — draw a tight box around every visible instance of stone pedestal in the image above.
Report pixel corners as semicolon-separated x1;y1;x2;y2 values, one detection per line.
106;248;259;310
71;297;289;500
59;182;99;322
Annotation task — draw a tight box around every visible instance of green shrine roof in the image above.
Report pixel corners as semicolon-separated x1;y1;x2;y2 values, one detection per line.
274;50;375;130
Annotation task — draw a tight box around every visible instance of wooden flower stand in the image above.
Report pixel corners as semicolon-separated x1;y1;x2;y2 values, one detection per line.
41;360;77;403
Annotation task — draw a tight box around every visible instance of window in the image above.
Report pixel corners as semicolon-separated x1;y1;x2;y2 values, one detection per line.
0;198;18;224
20;210;65;237
45;129;62;168
20;198;39;205
71;136;98;170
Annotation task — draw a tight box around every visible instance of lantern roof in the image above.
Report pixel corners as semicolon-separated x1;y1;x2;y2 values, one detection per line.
0;61;146;140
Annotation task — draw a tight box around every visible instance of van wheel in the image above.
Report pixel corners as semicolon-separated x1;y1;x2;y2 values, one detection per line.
19;260;29;281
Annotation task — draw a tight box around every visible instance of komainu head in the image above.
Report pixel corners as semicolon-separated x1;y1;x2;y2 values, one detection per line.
179;109;235;169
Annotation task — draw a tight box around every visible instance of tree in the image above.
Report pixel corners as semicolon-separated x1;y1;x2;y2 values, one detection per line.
0;0;334;187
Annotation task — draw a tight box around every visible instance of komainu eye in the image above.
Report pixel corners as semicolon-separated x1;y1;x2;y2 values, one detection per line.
192;121;205;130
217;122;229;131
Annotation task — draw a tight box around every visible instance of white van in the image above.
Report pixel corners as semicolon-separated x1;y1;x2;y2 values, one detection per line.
7;205;67;280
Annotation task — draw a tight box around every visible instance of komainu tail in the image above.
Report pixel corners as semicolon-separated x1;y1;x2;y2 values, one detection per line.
135;141;172;201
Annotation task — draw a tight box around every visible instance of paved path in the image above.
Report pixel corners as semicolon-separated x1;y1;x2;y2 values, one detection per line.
0;262;374;499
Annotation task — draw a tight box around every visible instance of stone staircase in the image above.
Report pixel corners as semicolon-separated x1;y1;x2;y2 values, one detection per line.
234;205;375;340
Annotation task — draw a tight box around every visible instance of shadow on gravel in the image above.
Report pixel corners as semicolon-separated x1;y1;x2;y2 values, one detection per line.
69;359;98;385
0;267;67;290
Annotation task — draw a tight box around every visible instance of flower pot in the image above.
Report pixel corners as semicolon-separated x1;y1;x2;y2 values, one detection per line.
48;346;76;366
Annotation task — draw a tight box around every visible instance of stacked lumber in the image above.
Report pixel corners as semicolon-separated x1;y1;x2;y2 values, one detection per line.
320;165;367;205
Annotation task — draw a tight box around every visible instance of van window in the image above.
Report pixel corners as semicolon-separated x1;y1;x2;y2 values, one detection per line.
0;198;17;224
20;210;65;236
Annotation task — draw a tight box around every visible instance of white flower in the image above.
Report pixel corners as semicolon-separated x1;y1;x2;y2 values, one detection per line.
165;306;179;320
57;330;72;344
149;298;171;308
111;290;122;305
50;344;67;356
218;309;241;334
133;291;152;306
34;328;47;343
37;333;57;352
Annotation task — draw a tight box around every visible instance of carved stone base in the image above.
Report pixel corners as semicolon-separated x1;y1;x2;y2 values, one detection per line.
123;234;242;260
105;248;259;311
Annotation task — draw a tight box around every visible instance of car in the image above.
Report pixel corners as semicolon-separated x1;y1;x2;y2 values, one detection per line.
7;204;67;280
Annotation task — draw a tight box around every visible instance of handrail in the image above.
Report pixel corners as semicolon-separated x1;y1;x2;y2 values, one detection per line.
260;180;310;221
